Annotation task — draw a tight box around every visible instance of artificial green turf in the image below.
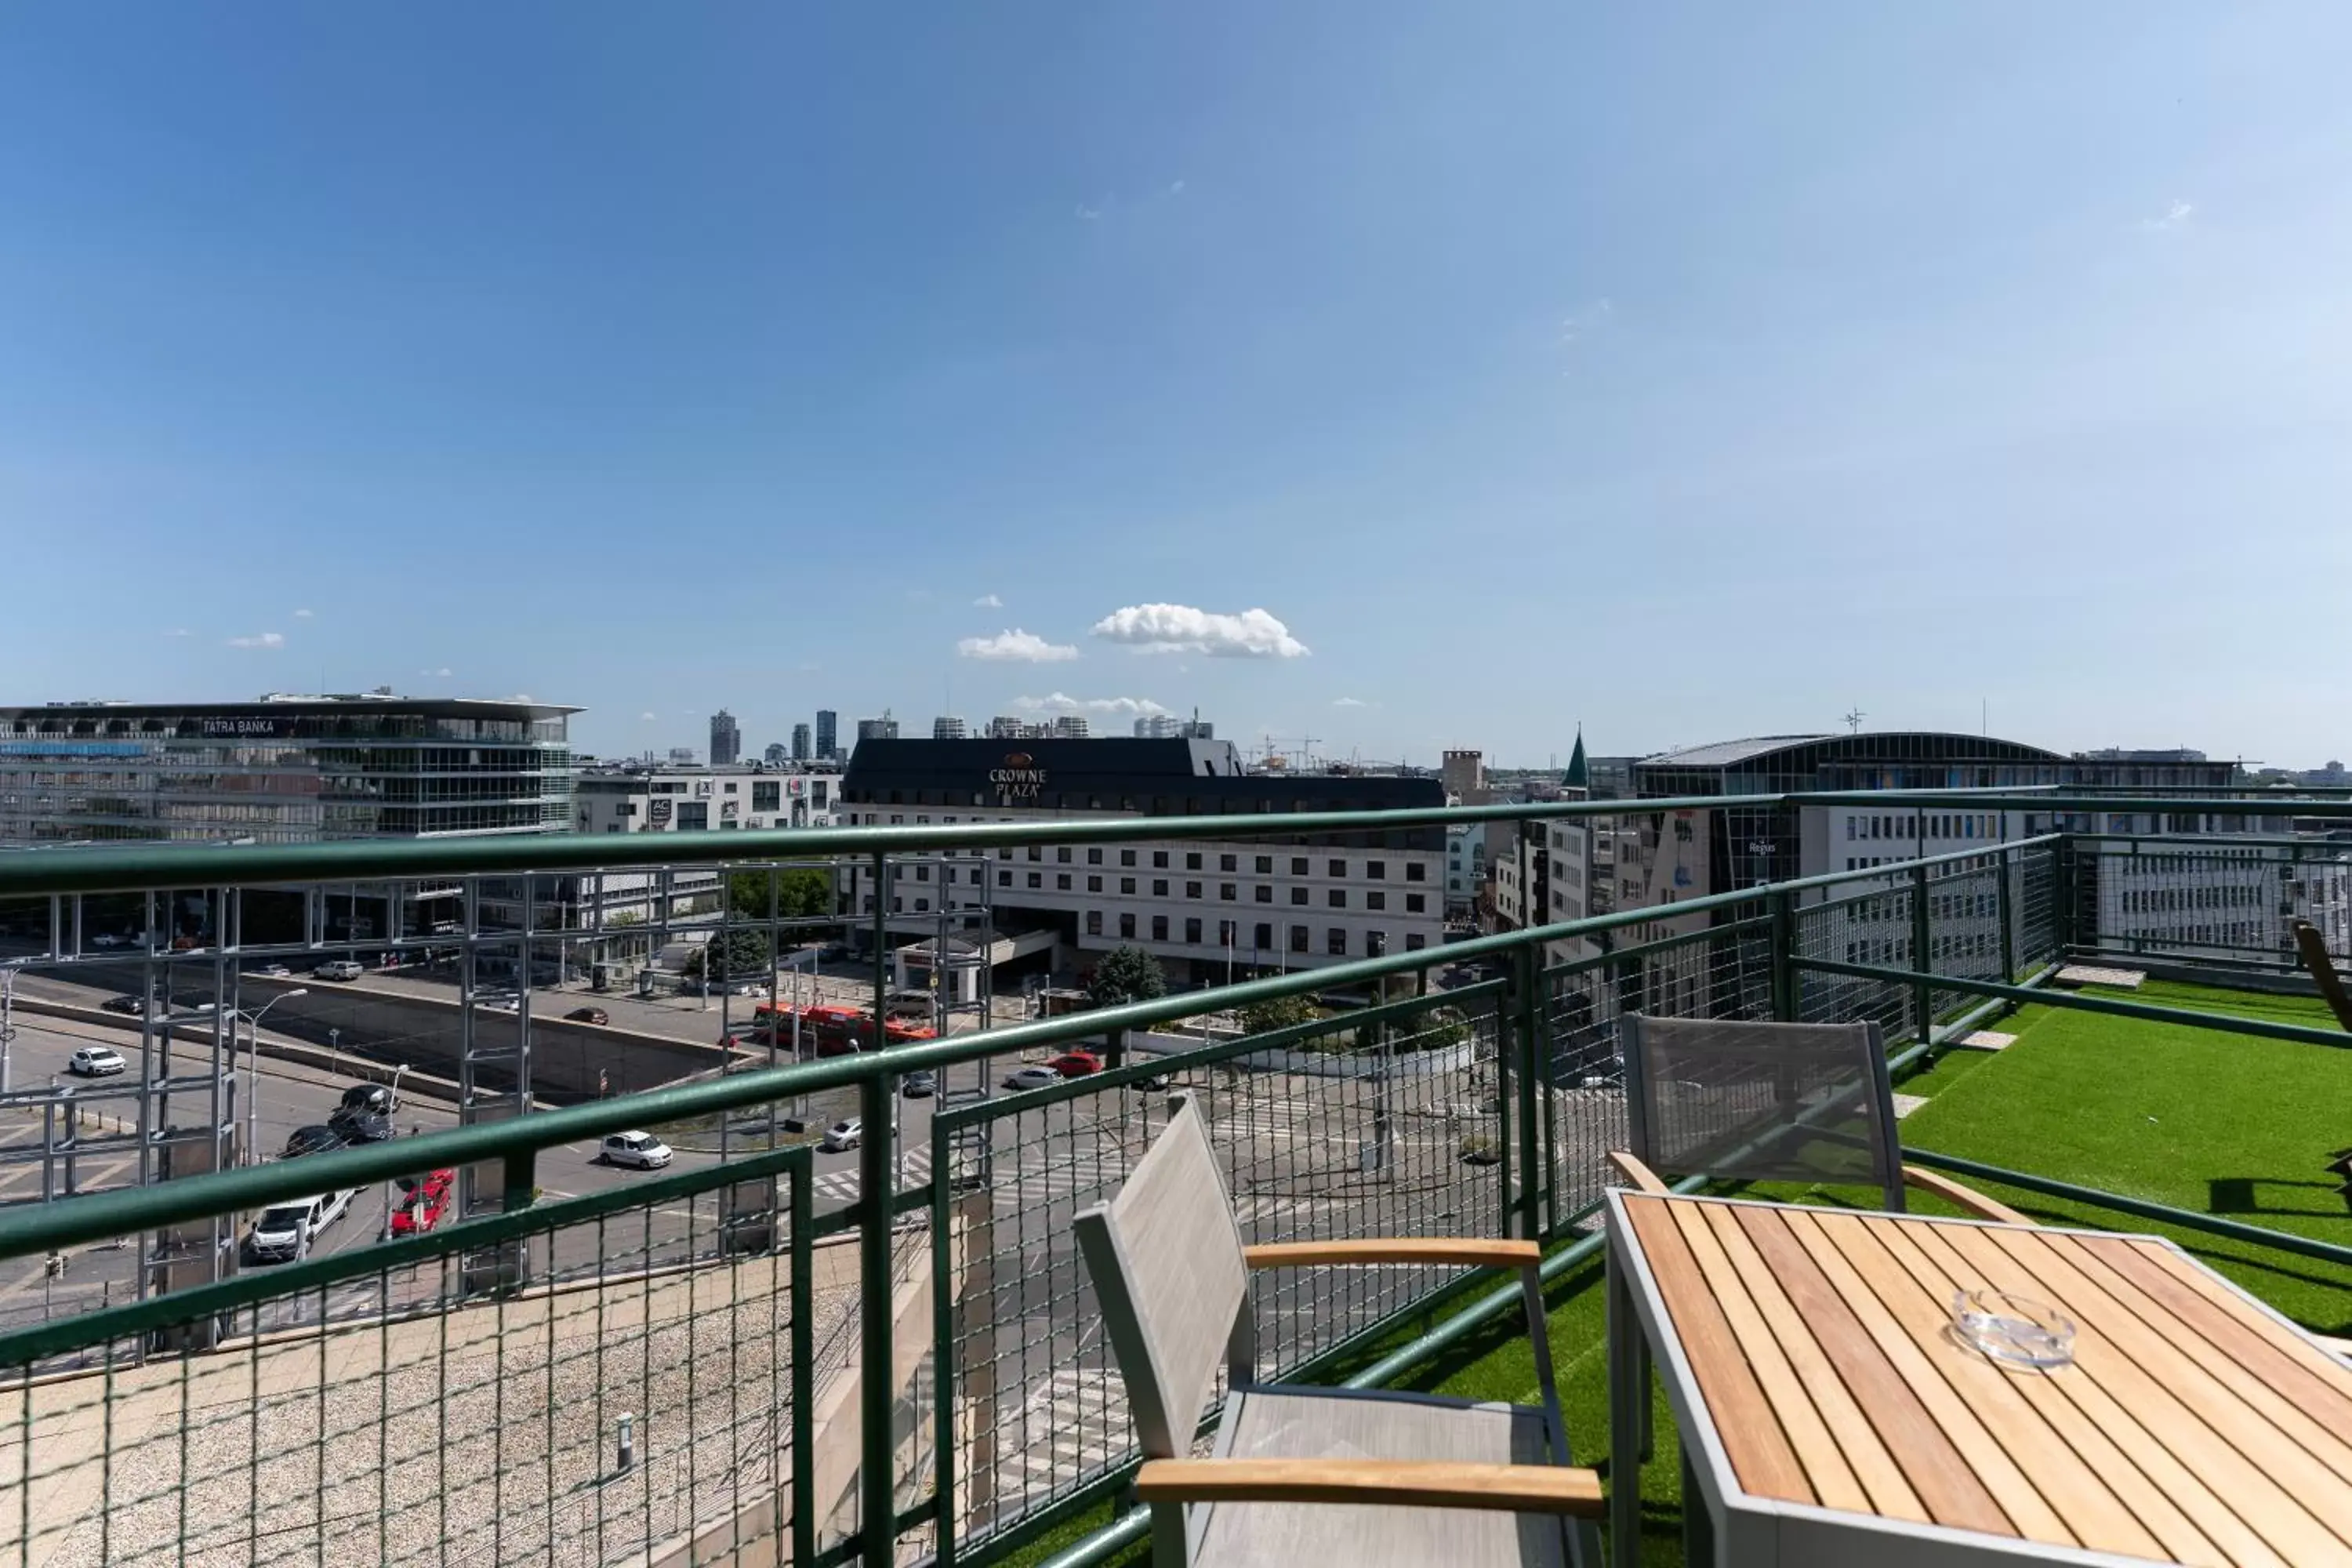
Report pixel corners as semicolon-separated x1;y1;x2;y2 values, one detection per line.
999;978;2352;1565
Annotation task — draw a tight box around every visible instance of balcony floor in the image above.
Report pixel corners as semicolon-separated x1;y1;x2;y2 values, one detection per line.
1014;979;2352;1566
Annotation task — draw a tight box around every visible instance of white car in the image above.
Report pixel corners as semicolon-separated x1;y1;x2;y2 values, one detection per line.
69;1046;127;1078
601;1131;673;1170
1004;1065;1062;1091
820;1119;862;1152
245;1189;351;1265
312;960;365;982
89;933;130;950
251;963;292;978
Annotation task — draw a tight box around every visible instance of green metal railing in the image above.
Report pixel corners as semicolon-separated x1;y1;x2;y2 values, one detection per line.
0;791;2347;1565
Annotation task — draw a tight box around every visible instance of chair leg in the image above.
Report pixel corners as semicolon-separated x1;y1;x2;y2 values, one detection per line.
1606;1252;1646;1568
1682;1444;1714;1566
1519;1264;1600;1568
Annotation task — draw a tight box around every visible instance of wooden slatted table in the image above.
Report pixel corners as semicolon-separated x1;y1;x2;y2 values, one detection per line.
1602;1191;2352;1568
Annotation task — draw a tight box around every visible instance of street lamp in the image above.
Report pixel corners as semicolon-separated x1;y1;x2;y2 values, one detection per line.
240;989;309;1166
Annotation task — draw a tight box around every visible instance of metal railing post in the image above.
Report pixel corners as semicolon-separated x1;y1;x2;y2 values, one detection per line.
861;851;894;1566
791;1152;817;1568
1511;942;1540;1240
1998;844;2017;984
1911;860;1934;1046
1769;887;1797;1022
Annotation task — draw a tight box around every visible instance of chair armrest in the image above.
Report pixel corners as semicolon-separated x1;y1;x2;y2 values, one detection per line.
1242;1239;1538;1271
1134;1457;1605;1515
1606;1151;1671;1195
1901;1164;2034;1226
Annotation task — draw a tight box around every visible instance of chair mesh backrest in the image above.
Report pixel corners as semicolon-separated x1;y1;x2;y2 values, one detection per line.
1072;1097;1249;1459
1621;1015;1900;1196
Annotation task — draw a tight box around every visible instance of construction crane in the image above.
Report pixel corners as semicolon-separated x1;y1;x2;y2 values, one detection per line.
1254;733;1323;772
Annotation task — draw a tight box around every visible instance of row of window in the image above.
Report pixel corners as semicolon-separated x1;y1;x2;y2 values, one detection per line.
2119;885;2261;913
1847;813;2001;842
1079;910;1428;956
994;869;1428;911
841;815;1431;879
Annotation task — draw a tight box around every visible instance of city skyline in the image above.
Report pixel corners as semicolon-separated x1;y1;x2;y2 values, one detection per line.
4;6;2350;766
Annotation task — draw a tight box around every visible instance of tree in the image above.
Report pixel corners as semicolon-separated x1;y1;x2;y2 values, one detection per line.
727;867;835;924
1087;946;1167;1009
1239;993;1319;1037
684;927;774;980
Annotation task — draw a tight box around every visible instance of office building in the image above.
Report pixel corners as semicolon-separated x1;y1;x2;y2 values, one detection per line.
1134;714;1215;740
815;710;839;760
763;742;788;766
792;724;812;761
667;747;698;767
573;762;837;836
857;714;900;745
0;693;578;845
1051;716;1089;739
1441;750;1485;802
839;737;1444;982
934;717;968;740
709;710;741;768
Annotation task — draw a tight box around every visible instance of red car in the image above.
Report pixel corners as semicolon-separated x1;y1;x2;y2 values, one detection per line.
390;1169;455;1236
1047;1051;1103;1078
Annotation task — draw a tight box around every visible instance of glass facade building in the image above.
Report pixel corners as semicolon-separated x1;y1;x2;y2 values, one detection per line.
0;696;579;845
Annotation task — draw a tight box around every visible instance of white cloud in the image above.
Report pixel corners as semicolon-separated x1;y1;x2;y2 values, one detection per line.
2142;198;2195;231
1014;692;1171;717
419;666;452;677
972;593;1004;608
640;711;658;721
292;608;314;619
225;632;285;650
1332;696;1369;708
957;628;1079;662
1090;604;1309;659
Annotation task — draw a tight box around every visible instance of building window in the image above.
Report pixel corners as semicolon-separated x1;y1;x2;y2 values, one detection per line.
1367;891;1386;911
1406;863;1426;882
1366;860;1385;880
1255;855;1273;874
1327;928;1348;956
1185;880;1202;898
1120;913;1136;939
1220;882;1237;901
1120;850;1138;867
1255;885;1273;903
1255;922;1274;951
1057;873;1073;891
1087;874;1103;893
1328;859;1347;878
1087;848;1103;865
916;898;930;913
1406;933;1426;951
1151;915;1169;942
1291;857;1309;877
1329;889;1347;908
1185;917;1203;944
1027;873;1043;889
1087;910;1103;936
1152;851;1170;869
1290;887;1309;906
1220;854;1237;873
1406;893;1426;913
1289;925;1309;953
1218;920;1236;946
1120;877;1137;895
998;872;1011;887
915;865;931;882
1152;879;1169;897
1028;845;1042;860
1057;846;1072;863
1367;931;1386;957
1185;852;1203;871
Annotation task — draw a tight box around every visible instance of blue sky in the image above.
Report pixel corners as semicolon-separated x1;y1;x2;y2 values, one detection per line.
4;4;2348;770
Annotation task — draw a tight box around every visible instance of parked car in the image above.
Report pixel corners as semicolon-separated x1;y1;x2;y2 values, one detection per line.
389;1169;455;1236
312;960;365;982
1004;1065;1062;1091
328;1087;397;1143
1138;1073;1172;1092
339;1083;398;1117
564;1006;609;1025
600;1131;673;1170
818;943;850;962
100;994;147;1016
89;932;130;950
900;1071;936;1098
820;1119;862;1152
247;1200;317;1264
283;1124;346;1160
1047;1051;1103;1077
250;962;292;978
69;1045;127;1077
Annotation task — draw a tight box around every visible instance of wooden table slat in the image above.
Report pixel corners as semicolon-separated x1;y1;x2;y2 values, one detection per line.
1622;1196;1815;1504
1726;1204;2014;1536
1696;1203;1929;1523
1797;1211;2089;1551
1902;1223;2240;1568
1667;1200;1871;1513
1969;1227;2352;1564
2087;1240;2352;1443
2120;1237;2352;1388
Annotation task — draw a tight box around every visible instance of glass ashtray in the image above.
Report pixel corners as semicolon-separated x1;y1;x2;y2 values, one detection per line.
1951;1289;2076;1369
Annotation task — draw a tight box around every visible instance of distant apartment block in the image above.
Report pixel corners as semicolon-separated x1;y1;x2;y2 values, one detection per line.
709;709;741;768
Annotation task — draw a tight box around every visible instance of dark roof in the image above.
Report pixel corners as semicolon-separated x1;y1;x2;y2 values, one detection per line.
1640;735;1835;768
843;736;1443;811
0;695;579;722
1563;731;1589;789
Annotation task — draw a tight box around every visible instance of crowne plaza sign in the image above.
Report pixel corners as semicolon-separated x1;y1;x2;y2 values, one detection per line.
989;752;1047;804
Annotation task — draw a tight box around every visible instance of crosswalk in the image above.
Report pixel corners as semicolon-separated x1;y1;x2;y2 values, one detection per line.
808;1143;934;1207
977;1364;1128;1515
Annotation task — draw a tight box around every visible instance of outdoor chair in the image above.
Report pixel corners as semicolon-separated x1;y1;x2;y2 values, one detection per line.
1074;1096;1603;1568
2295;919;2352;1033
1602;1014;2030;1225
